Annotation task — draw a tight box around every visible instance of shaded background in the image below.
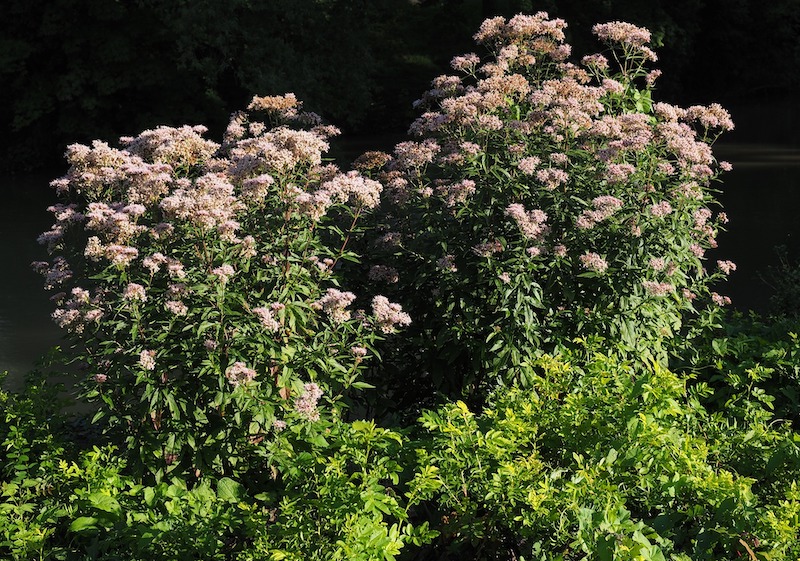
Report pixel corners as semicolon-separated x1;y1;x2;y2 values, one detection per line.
1;0;799;381
2;0;799;170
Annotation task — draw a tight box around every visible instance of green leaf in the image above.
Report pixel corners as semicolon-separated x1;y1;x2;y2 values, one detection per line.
351;381;376;389
166;393;180;418
143;486;156;507
69;516;99;533
217;477;243;502
88;492;121;515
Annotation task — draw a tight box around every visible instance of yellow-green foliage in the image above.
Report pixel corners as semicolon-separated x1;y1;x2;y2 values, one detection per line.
417;344;800;559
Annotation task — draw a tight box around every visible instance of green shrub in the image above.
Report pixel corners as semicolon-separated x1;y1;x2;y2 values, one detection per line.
1;378;433;560
0;369;70;561
33;94;411;480
355;13;735;404
245;418;437;561
414;342;800;560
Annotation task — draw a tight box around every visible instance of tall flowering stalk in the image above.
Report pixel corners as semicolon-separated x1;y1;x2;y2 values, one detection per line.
357;12;735;399
35;94;409;479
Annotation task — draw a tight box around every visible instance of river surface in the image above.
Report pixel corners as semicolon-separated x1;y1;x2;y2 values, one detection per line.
0;173;62;390
1;142;799;390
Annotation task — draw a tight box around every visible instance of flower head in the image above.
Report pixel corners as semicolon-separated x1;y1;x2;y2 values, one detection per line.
649;201;673;218
371;296;412;333
225;362;257;386
580;252;608;273
313;288;357;324
294;382;324;421
253;306;281;331
212;264;235;284
139;350;156;371
717;260;737;275
593;21;651;47
123;283;147;302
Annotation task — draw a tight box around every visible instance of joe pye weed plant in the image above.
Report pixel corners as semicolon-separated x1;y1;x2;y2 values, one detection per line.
6;10;799;561
33;93;412;480
25;93;429;560
345;13;800;559
357;14;737;405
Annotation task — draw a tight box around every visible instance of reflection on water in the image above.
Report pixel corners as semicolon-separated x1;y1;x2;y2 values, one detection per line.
715;144;800;166
1;144;798;388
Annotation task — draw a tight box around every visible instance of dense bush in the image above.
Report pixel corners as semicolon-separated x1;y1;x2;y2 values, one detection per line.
6;11;800;561
0;397;434;560
32;94;412;480
356;12;734;405
416;342;800;559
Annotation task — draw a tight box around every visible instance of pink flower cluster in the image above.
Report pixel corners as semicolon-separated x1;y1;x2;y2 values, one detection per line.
371;296;412;334
450;52;481;73
649;201;673;218
246;93;305;122
642;281;675;296
711;292;732;306
517;156;541;175
474;13;567;57
211;264;235;284
313;288;357;324
716;260;737;275
321;171;383;209
165;300;188;316
505;204;548;240
160;173;242;230
536;168;570;189
294;382;324;421
33;257;73;290
287;170;382;221
51;287;104;333
592;21;651;48
123;283;147;302
253;306;281;332
581;53;609;70
225;362;258;386
576;195;623;229
530;77;605;138
139;350;156;371
592;21;657;62
580;252;609;274
121;125;219;168
685;104;734;132
436;179;476;207
590;114;653;158
604;163;636;184
392;140;440;172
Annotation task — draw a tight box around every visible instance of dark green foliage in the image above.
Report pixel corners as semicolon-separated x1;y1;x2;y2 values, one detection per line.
762;246;800;318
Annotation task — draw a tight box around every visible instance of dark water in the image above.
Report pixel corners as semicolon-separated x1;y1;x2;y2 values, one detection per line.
0;173;62;389
1;142;798;389
711;144;800;312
